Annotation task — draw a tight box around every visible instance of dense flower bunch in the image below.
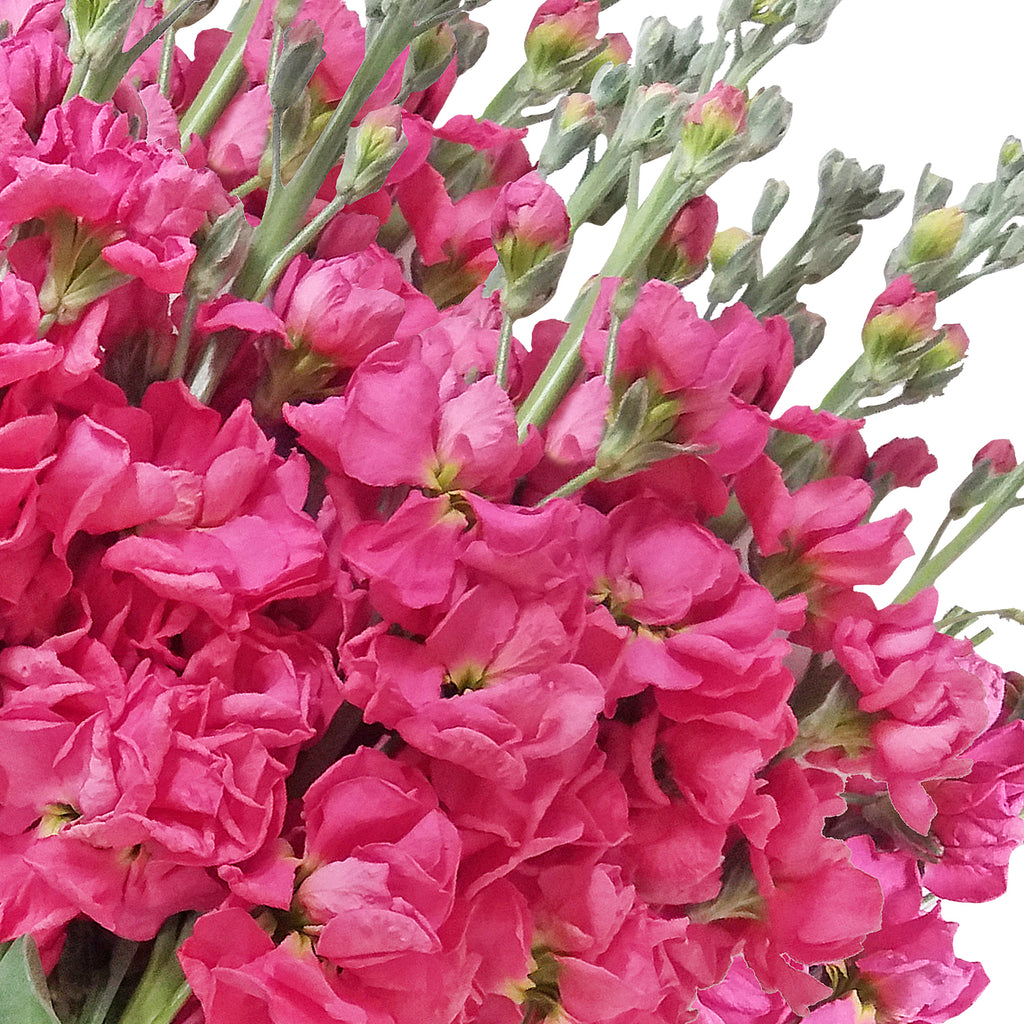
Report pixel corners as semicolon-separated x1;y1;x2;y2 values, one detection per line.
1;1;1023;1023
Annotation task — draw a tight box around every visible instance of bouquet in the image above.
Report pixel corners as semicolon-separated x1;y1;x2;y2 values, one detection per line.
0;0;1022;1022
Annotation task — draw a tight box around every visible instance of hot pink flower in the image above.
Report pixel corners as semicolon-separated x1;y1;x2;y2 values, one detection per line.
179;907;371;1024
831;590;994;833
0;98;229;300
922;719;1024;902
847;837;988;1023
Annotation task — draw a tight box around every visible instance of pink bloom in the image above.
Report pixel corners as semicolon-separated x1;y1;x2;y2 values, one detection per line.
832;590;993;833
491;171;571;278
922;720;1024;901
0;24;70;138
297;747;460;970
869;436;937;489
848;837;988;1023
179;907;371;1024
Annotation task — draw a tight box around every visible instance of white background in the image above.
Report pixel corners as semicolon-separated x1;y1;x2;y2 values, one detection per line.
186;1;1024;1019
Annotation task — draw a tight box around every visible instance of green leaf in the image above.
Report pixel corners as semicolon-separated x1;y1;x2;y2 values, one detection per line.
0;935;63;1024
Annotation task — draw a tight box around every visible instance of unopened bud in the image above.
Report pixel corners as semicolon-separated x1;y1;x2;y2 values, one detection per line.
861;275;938;371
949;439;1017;518
176;0;218;29
538;92;604;175
451;16;489;75
907;207;965;264
523;0;603;95
184;204;253;302
590;61;630;109
576;31;631;91
269;21;325;112
620;82;684;156
679;81;747;171
335;106;407;202
402;22;457;96
709;225;751;271
491;171;571;317
646;194;718;286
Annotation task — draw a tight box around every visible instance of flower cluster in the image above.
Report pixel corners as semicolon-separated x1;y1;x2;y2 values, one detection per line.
0;2;1022;1024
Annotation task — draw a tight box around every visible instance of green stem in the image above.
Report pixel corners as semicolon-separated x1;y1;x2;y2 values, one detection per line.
494;310;516;391
178;0;261;146
564;142;626;231
230;174;267;198
116;914;195;1024
233;5;413;299
817;356;870;416
894;464;1024;602
267;20;285;84
517;163;702;437
698;26;728;96
626;150;641;220
537;464;603;504
167;292;201;379
78;0;203;103
914;510;955;573
602;305;623;386
158;25;175;98
250;191;348;301
481;69;527;124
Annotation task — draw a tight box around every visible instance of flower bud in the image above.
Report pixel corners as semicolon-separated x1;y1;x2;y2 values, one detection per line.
576;31;631;91
523;0;602;95
907;206;965;264
645;194;718;286
491;172;571;318
861;275;938;371
538;92;604;175
184;204;253;303
452;17;489;75
269;21;325;112
334;106;407;202
402;22;457;96
492;172;570;280
709;225;752;271
949;439;1018;518
619;82;684;156
679;82;747;170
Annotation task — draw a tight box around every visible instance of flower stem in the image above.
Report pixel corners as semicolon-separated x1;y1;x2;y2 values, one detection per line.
894;465;1024;602
234;5;414;299
494;310;516;390
116;914;195;1024
517;162;702;437
537;464;602;504
178;0;261;146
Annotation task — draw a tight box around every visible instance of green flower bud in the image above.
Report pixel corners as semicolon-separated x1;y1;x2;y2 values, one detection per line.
335;106;407;203
907;207;965;264
269;21;325;112
709;226;752;271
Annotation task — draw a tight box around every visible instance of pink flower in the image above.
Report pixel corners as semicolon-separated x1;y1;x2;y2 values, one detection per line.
491;171;571;279
847;837;988;1023
273;249;423;368
832;590;994;833
179;907;371;1024
1;98;228;296
296;747;461;970
922;720;1024;901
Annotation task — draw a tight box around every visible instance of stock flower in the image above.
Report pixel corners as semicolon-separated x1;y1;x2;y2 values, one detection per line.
832;589;994;833
645;194;718;287
0;97;229;317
